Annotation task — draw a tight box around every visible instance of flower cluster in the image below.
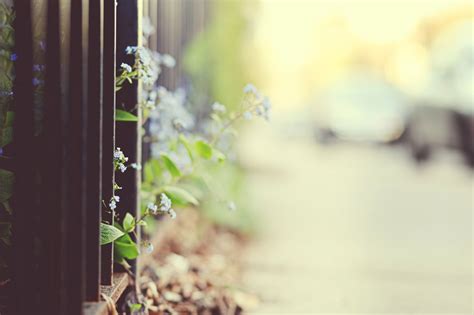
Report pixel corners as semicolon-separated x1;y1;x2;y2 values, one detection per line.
149;87;194;158
125;46;175;87
146;193;176;219
107;20;273;267
114;147;128;173
109;195;120;210
242;84;271;121
120;62;132;73
212;102;226;113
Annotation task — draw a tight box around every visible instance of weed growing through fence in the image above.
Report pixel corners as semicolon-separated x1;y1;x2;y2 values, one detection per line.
99;35;271;271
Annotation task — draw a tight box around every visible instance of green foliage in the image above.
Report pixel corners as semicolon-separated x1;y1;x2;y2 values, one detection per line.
194;140;213;160
0;3;15;283
160;154;181;178
0;3;15;149
114;232;140;260
122;212;135;233
0;169;13;203
163;185;199;207
143;158;162;184
202;163;257;234
0;222;11;246
100;223;125;245
179;134;194;162
128;303;143;312
116;109;138;122
108;8;268;268
0;110;13;147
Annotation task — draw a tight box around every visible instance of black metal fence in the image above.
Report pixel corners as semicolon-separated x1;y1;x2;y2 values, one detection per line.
3;0;209;314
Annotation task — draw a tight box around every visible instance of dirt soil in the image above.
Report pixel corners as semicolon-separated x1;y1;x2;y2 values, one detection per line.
139;209;259;315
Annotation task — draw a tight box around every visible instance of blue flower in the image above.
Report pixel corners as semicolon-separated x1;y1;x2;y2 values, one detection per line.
125;46;137;55
243;83;257;94
120;62;132;73
212;102;226;113
32;78;42;86
10;53;17;61
159;193;172;212
33;64;44;72
144;242;154;254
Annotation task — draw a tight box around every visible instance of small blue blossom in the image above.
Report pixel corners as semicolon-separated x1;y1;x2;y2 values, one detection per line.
125;46;137;55
119;163;127;173
243;111;252;120
168;208;177;219
130;163;142;170
32;78;42;86
147;202;158;214
10;53;17;61
109;200;117;210
159;193;172;212
144;242;154;254
243;83;257;94
212;102;226;113
120;62;132;73
33;64;45;72
114;147;128;162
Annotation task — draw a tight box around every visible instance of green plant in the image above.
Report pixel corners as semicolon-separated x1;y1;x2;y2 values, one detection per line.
0;2;15;283
99;34;271;270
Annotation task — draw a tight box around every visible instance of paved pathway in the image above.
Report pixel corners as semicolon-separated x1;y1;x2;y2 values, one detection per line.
239;123;473;314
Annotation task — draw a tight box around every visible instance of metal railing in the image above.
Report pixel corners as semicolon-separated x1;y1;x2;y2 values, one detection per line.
6;0;209;313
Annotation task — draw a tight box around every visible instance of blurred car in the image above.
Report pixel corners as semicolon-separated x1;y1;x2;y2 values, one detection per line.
404;105;473;167
313;71;408;144
404;20;474;167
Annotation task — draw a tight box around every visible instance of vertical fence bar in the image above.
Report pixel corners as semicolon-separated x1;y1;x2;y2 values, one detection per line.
67;0;86;313
11;0;36;313
85;0;104;301
42;0;66;312
149;0;158;51
101;0;117;286
141;0;154;165
116;0;141;283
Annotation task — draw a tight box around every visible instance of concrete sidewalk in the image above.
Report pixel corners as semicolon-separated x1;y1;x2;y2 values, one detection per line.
239;125;473;314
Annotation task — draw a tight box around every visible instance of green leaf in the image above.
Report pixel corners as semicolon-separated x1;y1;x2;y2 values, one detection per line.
100;223;125;245
122;212;135;233
0;126;12;147
5;111;14;127
161;154;181;178
0;222;11;246
2;201;12;214
129;303;143;312
163;185;199;206
213;148;226;162
179;134;194;162
114;233;140;260
144;158;162;184
0;169;14;203
194;140;213;159
116;109;138;122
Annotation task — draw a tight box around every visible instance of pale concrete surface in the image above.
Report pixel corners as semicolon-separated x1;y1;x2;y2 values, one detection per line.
239;123;473;314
